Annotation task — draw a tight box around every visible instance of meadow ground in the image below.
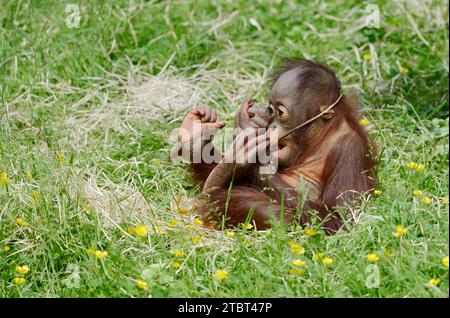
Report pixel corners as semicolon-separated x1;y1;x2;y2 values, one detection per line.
0;0;448;297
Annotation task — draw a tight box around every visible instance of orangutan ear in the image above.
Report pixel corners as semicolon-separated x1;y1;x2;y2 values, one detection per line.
319;105;335;120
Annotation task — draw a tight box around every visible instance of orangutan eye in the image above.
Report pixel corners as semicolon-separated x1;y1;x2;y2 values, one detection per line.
278;105;289;121
267;105;275;115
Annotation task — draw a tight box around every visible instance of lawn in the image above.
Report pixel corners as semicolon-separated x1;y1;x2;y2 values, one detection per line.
0;0;448;297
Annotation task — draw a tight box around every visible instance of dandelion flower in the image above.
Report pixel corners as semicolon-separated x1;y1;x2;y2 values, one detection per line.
406;162;418;169
31;191;40;205
57;153;66;164
15;265;30;275
428;278;441;286
292;260;306;267
413;189;423;196
86;248;96;255
242;223;253;230
135;279;148;291
172;262;182;269
373;189;382;196
153;160;161;166
312;253;325;261
16;218;28;227
134;224;148;236
3;245;11;252
363;53;372;61
359;118;370;127
226;231;235;238
441;198;449;205
393;225;408;238
173;250;184;258
366;253;380;263
289;268;305;276
415;164;425;172
193;218;203;226
304;228;317;237
167;219;179;227
400;67;409;75
289;242;305;255
421;197;431;205
13;277;26;285
322;257;334;266
84;204;94;212
192;235;202;245
442;256;449;268
0;171;8;186
213;269;228;281
94;250;108;259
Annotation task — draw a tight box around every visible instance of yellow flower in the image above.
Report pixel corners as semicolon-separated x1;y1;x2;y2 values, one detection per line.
57;153;66;164
442;256;449;268
428;278;441;286
322;257;334;266
363;53;372;61
359;118;370;127
304;228;317;237
94;250;108;259
15;265;30;275
289;242;305;255
16;217;28;227
400;66;409;75
3;245;11;252
406;162;418;169
192;235;202;245
421;196;431;205
242;223;253;230
366;253;380;263
13;277;26;285
135;279;148;291
213;269;228;281
393;225;408;238
86;248;96;255
292;259;306;267
154;226;165;234
172;262;182;269
441;198;449;205
415;164;425;172
153;160;161;166
134;224;148;236
373;189;382;196
173;250;184;258
383;249;394;257
167;219;179;227
26;172;33;181
127;227;136;234
226;231;236;238
31;191;40;205
84;204;94;212
413;189;423;196
0;171;8;186
289;268;305;276
193;218;203;226
312;253;325;261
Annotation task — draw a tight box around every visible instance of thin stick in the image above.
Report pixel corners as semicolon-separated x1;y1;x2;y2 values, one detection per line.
278;93;343;141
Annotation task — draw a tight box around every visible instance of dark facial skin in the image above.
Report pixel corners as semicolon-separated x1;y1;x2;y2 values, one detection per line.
267;68;302;167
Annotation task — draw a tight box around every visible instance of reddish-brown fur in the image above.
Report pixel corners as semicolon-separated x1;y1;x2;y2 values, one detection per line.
187;59;376;234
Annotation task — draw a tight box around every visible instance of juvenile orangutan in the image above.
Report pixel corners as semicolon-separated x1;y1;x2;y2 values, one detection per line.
175;59;376;234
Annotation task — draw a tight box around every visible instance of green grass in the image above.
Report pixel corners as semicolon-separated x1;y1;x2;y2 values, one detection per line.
0;0;448;297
